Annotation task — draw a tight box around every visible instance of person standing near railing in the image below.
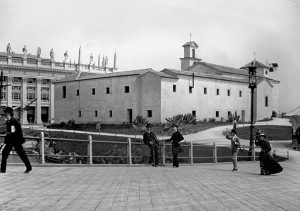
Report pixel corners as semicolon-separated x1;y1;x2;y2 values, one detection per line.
255;133;283;175
0;107;32;174
166;126;185;168
142;124;159;167
226;129;240;171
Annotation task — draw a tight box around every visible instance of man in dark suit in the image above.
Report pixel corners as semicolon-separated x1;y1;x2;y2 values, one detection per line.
0;107;32;173
166;126;185;168
143;124;159;167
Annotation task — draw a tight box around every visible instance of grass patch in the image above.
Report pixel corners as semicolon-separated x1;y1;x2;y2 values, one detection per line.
46;122;233;136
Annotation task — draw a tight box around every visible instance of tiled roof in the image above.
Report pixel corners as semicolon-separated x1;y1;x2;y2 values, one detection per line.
182;41;199;48
186;62;249;76
240;60;269;69
162;68;249;84
162;67;279;85
183;61;279;84
54;68;177;83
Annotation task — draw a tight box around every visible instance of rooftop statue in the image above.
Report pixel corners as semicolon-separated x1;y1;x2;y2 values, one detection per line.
64;51;68;62
50;48;55;60
22;45;27;55
89;53;93;64
6;43;12;54
37;47;41;58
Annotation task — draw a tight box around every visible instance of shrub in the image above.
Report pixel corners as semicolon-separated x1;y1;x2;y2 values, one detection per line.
165;114;183;128
133;115;148;127
272;111;277;118
208;118;216;122
182;113;197;124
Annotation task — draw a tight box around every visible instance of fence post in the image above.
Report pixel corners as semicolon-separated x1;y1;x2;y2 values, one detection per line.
213;142;217;163
40;132;45;165
162;140;166;166
127;138;132;165
190;141;193;165
252;144;255;162
88;135;93;165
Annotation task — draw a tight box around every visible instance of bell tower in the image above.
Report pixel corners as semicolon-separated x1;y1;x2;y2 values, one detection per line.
180;41;202;70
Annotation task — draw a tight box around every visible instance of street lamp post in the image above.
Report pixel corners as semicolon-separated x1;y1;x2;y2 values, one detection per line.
248;62;257;159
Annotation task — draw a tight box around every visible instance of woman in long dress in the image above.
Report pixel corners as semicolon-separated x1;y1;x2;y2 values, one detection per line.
255;133;283;175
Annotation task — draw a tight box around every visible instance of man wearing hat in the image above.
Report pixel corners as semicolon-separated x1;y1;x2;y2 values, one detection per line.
143;123;159;167
226;129;240;171
0;107;32;173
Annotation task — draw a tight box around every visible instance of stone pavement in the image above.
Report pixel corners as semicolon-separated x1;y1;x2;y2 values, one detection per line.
1;161;300;211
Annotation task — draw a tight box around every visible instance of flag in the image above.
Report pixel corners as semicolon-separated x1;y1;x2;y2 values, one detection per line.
269;63;278;72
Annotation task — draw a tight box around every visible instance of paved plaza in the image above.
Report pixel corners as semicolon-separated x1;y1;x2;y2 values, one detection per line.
1;160;300;211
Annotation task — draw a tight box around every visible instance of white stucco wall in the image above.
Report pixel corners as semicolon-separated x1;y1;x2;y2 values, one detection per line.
161;75;251;122
256;80;276;120
139;72;162;123
55;75;141;124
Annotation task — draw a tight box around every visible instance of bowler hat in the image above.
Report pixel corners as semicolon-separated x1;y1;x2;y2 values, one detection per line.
4;106;13;115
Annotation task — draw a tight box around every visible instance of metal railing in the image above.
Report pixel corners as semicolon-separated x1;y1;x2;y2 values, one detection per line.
0;132;289;165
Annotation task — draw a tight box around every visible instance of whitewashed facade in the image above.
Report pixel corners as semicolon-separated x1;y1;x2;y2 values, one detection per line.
54;41;280;124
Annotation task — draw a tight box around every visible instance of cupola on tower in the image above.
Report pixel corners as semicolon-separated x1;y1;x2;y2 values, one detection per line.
180;41;202;70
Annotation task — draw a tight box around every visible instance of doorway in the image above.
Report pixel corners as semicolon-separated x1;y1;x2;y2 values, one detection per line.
241;110;245;122
27;107;35;124
41;107;49;123
127;109;133;124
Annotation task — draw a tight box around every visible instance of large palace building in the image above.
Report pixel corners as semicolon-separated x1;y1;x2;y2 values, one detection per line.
0;44;117;125
54;41;280;124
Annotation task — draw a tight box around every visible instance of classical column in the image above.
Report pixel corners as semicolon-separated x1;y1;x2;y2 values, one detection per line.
36;79;42;124
50;80;55;124
21;78;28;124
7;77;13;107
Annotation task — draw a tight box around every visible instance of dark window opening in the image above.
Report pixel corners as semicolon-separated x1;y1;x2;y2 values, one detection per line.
173;85;176;92
124;86;130;93
216;111;219;118
189;86;193;93
216;89;219;95
109;110;112;117
265;96;269;107
204;87;207;95
147;110;152;118
106;87;110;94
76;90;79;96
192;110;196;117
227;90;230;96
62;86;66;98
95;111;98;117
92;88;95;95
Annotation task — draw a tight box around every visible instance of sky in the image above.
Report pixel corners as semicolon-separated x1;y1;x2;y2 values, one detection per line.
0;0;299;113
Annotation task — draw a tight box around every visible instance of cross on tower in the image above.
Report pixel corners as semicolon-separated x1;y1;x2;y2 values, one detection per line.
253;52;256;60
189;32;192;42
